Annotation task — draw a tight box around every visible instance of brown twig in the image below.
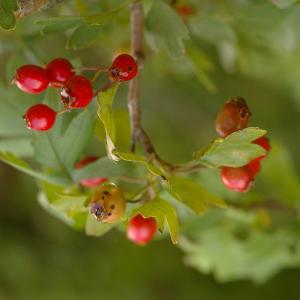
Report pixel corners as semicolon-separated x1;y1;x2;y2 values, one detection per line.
128;2;175;171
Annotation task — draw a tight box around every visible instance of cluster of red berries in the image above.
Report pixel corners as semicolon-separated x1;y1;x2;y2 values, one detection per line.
215;97;271;192
13;54;138;131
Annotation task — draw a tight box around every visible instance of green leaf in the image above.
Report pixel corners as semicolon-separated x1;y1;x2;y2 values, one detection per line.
38;182;88;230
67;24;103;50
0;151;71;186
72;156;134;183
132;198;179;244
97;83;120;160
36;16;84;34
86;10;119;26
114;151;166;179
168;176;227;214
58;109;95;170
180;209;300;283
1;0;18;11
85;213;114;237
0;7;15;30
32;109;94;177
195;127;267;168
0;0;18;30
146;0;189;59
0;137;34;157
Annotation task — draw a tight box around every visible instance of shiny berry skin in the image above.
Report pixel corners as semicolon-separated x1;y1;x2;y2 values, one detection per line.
253;136;271;158
24;104;56;131
46;58;75;88
75;156;108;188
90;183;126;223
127;214;157;246
109;54;138;82
61;75;93;108
215;97;251;138
221;166;254;192
15;65;49;94
247;159;261;176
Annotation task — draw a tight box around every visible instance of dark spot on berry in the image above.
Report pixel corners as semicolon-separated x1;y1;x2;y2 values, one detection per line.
110;204;115;210
91;203;103;218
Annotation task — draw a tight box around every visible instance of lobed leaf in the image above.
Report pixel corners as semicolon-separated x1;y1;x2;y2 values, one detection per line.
0;151;71;186
195;127;267;168
146;0;189;59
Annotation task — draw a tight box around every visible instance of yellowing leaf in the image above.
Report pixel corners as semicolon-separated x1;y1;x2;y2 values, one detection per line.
97;83;120;161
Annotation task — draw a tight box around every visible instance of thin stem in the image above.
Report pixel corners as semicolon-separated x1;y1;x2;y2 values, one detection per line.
128;2;174;171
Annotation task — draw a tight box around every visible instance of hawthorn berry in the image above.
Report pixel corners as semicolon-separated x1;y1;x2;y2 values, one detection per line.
127;214;157;246
221;166;254;192
15;65;49;94
109;54;138;82
24;104;56;131
215;97;251;138
75;156;108;188
90;183;126;223
61;75;93;108
253;136;271;158
247;159;261;177
46;58;75;88
246;136;271;176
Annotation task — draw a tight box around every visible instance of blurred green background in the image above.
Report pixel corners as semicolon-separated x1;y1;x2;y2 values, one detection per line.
1;0;300;299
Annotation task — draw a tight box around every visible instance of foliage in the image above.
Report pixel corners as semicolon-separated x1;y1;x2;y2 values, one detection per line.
0;0;300;285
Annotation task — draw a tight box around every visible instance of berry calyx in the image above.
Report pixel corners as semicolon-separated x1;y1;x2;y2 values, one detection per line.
24;104;56;131
215;97;251;138
109;54;138;82
46;58;75;88
127;214;157;246
61;75;93;108
15;65;49;94
90;183;126;223
221;166;254;192
75;156;108;188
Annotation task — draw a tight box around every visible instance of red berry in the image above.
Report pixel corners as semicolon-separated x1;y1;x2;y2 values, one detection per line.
24;104;56;131
61;75;93;108
46;58;75;88
15;65;49;94
221;166;254;192
215;97;251;138
247;158;261;176
75;156;108;188
127;214;157;246
253;136;271;158
109;54;138;82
